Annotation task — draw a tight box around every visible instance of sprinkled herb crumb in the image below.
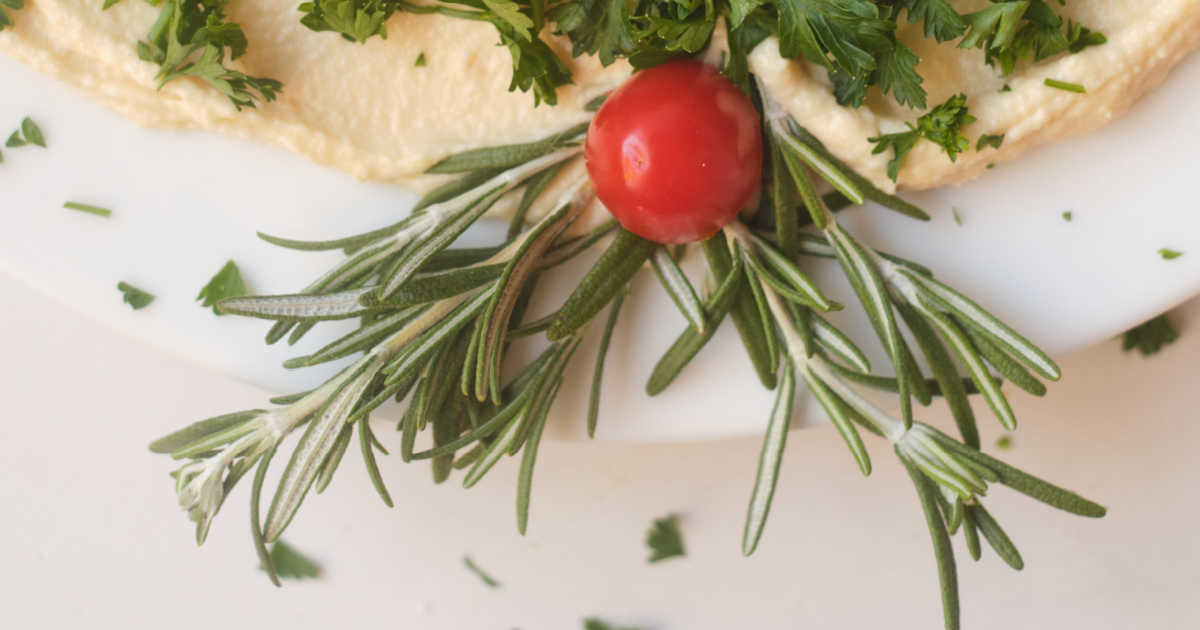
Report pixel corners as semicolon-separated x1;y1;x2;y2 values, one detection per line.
646;514;686;563
117;282;155;310
995;435;1013;451
1062;211;1073;222
64;201;112;217
463;556;501;588
1159;248;1183;260
415;52;427;67
1122;314;1179;357
951;207;963;225
1044;78;1086;94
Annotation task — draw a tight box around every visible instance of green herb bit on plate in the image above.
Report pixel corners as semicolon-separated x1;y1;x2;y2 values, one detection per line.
197;260;248;314
64;201;113;218
646;514;686;563
1159;248;1183;260
1122;314;1179;357
117;282;155;310
261;540;322;580
463;556;501;588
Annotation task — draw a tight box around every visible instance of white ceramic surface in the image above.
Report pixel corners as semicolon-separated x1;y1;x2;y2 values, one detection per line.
2;50;1199;441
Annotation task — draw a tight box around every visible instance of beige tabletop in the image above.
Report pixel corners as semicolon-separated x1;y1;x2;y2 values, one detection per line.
2;271;1197;629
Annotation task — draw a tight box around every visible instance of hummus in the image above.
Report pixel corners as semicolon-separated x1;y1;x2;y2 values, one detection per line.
0;0;632;191
2;0;1198;195
750;0;1200;192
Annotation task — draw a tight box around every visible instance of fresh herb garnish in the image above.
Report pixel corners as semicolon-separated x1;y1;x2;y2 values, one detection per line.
869;93;975;181
1159;248;1183;260
0;0;22;31
645;514;686;563
995;435;1013;451
137;0;283;110
261;540;322;580
1044;78;1086;93
298;0;398;43
197;260;248;314
20;117;46;147
462;556;501;588
951;207;963;226
1062;211;1073;222
118;282;156;310
960;0;1101;75
150;37;1107;630
415;51;426;67
1122;314;1179;357
976;133;1004;151
6;129;26;147
64;201;113;218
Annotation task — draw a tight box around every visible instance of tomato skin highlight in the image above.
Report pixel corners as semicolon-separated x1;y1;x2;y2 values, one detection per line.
585;60;764;244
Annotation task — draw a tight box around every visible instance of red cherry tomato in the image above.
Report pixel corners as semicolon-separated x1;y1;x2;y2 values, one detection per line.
585;59;763;244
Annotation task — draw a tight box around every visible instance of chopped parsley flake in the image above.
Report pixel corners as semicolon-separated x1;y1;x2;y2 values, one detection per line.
1062;211;1073;222
1044;78;1086;93
1122;314;1179;357
952;207;963;226
415;52;426;67
869;93;975;181
117;282;155;310
262;540;322;580
5;129;26;148
197;260;249;314
976;133;1005;151
994;435;1013;450
462;556;501;588
64;201;112;218
1159;248;1183;261
646;514;686;563
20;117;46;147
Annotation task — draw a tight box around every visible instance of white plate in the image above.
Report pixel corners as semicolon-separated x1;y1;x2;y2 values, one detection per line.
3;50;1200;442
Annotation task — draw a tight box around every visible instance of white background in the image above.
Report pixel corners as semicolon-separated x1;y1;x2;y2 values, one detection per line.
2;271;1198;630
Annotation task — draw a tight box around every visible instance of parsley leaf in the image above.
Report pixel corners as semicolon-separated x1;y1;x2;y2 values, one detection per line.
0;0;23;32
627;0;717;68
138;0;283;111
262;540;322;580
976;133;1004;150
869;93;975;181
298;0;398;43
20;117;46;147
118;282;156;310
876;42;925;109
550;0;636;67
1122;314;1180;357
645;513;686;563
1061;211;1073;221
5;129;25;148
415;51;427;67
462;556;501;588
960;0;1103;76
1159;248;1183;261
994;435;1013;450
197;260;248;314
890;0;966;43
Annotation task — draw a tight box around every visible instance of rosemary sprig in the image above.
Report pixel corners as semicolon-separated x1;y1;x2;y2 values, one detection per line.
151;80;1103;629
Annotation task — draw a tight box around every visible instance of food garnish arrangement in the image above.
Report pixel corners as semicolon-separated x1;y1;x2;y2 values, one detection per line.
5;1;1198;627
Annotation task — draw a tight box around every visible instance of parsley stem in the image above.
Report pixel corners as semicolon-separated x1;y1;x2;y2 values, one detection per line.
1044;78;1086;94
64;201;112;217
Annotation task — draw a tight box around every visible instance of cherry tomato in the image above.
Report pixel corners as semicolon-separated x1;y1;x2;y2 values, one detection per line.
585;59;763;244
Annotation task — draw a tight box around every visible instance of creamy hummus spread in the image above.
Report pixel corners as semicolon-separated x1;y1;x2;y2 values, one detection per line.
2;0;1198;195
750;0;1200;191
